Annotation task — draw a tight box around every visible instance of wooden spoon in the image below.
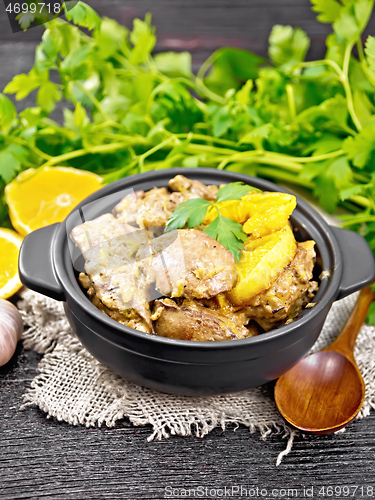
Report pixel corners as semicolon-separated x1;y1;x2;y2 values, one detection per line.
274;285;374;434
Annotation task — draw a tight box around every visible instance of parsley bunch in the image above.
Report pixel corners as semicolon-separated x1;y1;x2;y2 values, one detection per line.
1;0;375;258
165;182;256;261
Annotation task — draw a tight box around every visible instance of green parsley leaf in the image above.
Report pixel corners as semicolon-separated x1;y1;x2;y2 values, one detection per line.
64;2;101;31
204;48;265;96
19;107;47;127
343;121;375;168
216;182;257;202
0;94;17;132
129;16;156;65
365;35;375;83
17;11;35;31
60;44;93;77
238;124;273;145
154;52;192;79
354;0;374;32
311;0;342;23
53;20;81;58
313;175;340;213
165;183;255;261
41;29;60;63
165;198;211;232
63;102;90;133
36;81;62;112
269;25;310;71
211;106;233;137
353;89;374;126
333;10;360;43
326;156;353;189
0;145;28;184
339;184;364;201
204;216;247;262
94;17;130;59
4;69;42;100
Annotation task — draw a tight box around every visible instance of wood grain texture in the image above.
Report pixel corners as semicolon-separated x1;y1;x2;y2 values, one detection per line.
1;1;375;497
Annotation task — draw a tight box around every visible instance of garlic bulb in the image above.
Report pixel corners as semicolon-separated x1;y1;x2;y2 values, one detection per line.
0;299;23;367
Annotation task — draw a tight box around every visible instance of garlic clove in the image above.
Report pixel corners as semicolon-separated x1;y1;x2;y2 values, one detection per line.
0;299;23;367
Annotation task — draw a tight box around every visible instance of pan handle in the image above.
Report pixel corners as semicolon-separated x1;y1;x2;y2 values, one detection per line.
331;226;375;301
18;223;65;301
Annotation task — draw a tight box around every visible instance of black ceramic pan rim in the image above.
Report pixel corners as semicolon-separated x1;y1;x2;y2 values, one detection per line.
55;168;342;350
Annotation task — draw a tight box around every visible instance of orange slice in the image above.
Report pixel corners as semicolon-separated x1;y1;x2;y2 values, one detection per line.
204;191;296;238
227;224;297;306
5;167;102;236
242;192;296;237
0;228;23;299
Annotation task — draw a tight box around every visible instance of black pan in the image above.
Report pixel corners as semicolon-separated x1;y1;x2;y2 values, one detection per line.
18;168;375;395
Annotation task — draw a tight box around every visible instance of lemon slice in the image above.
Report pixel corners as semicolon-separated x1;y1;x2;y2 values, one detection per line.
228;224;297;306
0;228;23;299
5;167;102;236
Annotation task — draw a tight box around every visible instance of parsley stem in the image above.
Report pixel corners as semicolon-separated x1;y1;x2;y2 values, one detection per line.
357;38;365;64
185;143;238;156
286;84;297;121
101;159;139;184
296;58;362;131
349;195;371;208
256;156;302;172
341;215;375;227
138;137;176;172
8;136;53;162
42;142;129;167
195;77;228;105
342;40;362;132
73;81;114;123
265;150;344;163
195;53;228;105
343;41;355;79
254;166;313;188
100;133;146;144
175;133;240;149
210;149;345;172
296;59;343;78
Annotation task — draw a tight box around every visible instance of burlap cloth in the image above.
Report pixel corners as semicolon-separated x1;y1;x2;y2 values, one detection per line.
15;199;375;465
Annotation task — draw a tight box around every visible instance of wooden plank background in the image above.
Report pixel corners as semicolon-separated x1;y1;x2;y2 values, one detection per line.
1;1;375;498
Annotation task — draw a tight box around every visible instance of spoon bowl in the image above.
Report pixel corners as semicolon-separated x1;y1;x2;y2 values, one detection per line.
275;351;365;434
275;285;373;434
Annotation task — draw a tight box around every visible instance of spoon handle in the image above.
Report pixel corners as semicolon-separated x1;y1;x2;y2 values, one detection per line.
324;285;374;360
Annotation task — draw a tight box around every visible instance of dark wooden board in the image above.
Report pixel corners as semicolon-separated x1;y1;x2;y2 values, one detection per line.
1;1;375;498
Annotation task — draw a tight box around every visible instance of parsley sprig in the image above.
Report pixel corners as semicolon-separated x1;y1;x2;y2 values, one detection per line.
165;182;255;261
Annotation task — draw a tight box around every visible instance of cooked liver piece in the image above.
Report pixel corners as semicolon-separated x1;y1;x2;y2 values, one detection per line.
152;299;252;341
168;175;219;201
112;175;219;229
140;229;237;300
71;213;152;332
112;187;187;229
243;240;318;331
